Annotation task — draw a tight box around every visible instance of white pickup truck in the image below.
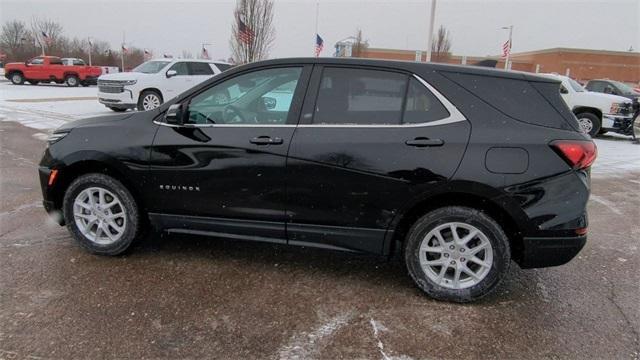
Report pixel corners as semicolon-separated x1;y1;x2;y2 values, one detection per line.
541;73;635;137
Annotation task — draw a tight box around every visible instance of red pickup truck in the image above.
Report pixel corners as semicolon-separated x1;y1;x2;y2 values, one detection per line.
4;56;102;87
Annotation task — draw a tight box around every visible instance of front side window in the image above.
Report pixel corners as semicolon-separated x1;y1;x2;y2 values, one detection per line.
189;62;214;75
133;60;171;74
186;67;302;125
586;81;605;92
168;62;189;76
49;57;63;65
29;57;44;65
73;59;86;66
314;67;406;125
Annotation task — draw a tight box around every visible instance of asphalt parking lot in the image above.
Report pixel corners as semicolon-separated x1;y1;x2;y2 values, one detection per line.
1;102;639;359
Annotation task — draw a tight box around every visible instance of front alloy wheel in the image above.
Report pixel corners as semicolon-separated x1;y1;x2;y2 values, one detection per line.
73;187;127;245
405;206;510;302
138;91;162;111
63;173;139;255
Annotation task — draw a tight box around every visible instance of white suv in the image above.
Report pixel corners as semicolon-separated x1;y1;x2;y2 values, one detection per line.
97;59;232;112
540;73;634;137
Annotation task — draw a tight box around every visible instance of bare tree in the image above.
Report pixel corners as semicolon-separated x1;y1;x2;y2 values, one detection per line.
30;17;63;55
351;28;369;57
230;0;275;64
0;20;32;60
431;25;452;63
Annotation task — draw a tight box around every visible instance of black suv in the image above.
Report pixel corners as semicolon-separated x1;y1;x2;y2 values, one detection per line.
39;58;596;302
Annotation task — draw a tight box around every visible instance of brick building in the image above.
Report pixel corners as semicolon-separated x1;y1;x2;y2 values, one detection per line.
341;47;640;84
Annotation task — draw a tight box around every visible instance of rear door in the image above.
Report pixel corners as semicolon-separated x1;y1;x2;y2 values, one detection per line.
187;61;216;86
286;65;470;253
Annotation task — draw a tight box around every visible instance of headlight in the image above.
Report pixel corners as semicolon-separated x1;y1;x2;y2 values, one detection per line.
47;131;69;145
121;80;137;86
610;102;631;115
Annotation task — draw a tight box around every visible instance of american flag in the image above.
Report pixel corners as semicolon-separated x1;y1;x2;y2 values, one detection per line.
163;53;173;58
144;49;152;60
41;31;53;45
121;44;128;54
201;47;210;60
315;34;324;57
237;16;254;45
501;39;511;58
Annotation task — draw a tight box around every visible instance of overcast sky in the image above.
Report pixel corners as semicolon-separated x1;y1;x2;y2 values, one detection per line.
1;0;638;60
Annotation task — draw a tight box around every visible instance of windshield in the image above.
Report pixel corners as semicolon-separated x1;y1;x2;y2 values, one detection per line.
610;80;637;95
568;78;585;92
132;61;170;74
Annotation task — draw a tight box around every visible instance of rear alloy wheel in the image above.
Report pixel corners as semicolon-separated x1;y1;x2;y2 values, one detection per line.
405;206;510;302
576;112;601;137
65;75;80;87
138;91;162;111
63;173;140;255
10;73;24;85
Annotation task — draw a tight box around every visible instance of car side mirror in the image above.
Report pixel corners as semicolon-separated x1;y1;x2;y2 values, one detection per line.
263;97;277;110
560;87;569;94
166;70;177;78
164;104;183;124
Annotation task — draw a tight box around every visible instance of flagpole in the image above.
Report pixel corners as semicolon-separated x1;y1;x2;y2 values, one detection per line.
88;37;92;66
314;1;319;56
426;0;437;62
503;25;513;70
121;31;126;72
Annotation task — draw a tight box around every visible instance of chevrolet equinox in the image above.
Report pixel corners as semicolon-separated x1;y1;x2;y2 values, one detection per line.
39;58;596;302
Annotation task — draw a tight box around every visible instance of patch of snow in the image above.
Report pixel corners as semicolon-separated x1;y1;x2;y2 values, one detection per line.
278;313;353;360
590;195;623;215
591;136;640;178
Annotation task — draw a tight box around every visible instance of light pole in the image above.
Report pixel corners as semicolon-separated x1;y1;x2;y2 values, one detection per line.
426;0;437;62
502;25;513;70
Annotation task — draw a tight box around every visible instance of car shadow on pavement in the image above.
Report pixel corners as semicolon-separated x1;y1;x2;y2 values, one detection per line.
125;231;538;305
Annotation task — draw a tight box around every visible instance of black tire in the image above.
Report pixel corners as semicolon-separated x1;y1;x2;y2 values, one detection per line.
404;206;511;303
575;112;601;137
9;72;24;85
65;74;80;87
137;90;163;111
63;173;140;255
108;107;127;112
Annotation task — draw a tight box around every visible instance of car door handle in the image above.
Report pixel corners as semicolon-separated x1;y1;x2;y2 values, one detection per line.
405;137;444;147
250;136;283;145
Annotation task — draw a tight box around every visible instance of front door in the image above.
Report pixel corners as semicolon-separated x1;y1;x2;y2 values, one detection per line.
286;66;470;253
148;65;310;241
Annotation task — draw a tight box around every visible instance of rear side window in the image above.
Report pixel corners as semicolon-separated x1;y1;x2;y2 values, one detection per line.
189;62;214;75
404;78;450;124
442;72;577;131
49;58;63;65
313;67;406;125
214;63;233;72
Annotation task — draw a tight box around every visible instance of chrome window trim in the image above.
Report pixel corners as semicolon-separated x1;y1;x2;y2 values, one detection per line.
153;74;466;129
153;120;296;128
298;74;466;128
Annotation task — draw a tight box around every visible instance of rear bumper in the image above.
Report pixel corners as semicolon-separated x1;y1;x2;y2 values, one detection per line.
518;235;586;269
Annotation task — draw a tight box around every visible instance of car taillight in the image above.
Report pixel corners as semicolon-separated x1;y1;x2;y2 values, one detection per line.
550;140;597;169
